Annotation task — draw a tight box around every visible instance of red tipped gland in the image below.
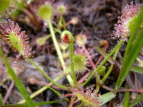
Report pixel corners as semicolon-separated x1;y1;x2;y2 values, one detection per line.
61;30;74;44
62;34;71;44
0;19;32;58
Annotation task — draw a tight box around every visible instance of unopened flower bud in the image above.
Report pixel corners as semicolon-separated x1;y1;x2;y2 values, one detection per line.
70;17;79;25
57;3;67;15
61;30;74;44
75;33;87;46
38;4;53;21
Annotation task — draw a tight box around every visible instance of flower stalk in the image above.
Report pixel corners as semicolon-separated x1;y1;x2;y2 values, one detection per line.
25;57;68;90
48;21;75;86
82;40;124;86
61;30;77;83
69;41;77;83
38;3;75;86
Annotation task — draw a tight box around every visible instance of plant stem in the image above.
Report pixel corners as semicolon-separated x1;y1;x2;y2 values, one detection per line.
69;43;77;83
25;57;68;90
18;73;64;104
82;40;124;86
95;72;100;92
48;87;67;101
102;47;119;83
47;20;65;70
0;48;35;107
58;16;66;29
47;20;74;86
102;65;114;83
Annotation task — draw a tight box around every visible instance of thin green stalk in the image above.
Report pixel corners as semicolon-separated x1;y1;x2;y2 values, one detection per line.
54;28;62;34
69;43;77;83
47;20;74;86
25;57;68;90
48;87;67;101
102;65;113;83
18;73;64;104
102;47;119;83
95;72;100;92
58;16;66;30
0;48;35;107
47;20;65;70
82;40;124;86
96;44;120;92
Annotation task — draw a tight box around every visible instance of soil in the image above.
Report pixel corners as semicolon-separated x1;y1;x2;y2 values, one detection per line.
0;0;143;107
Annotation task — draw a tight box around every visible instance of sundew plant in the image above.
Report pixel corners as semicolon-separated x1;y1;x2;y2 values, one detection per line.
0;1;143;107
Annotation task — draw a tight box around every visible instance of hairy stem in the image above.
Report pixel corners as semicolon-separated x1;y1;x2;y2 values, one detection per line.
18;73;64;104
26;57;68;90
69;43;77;83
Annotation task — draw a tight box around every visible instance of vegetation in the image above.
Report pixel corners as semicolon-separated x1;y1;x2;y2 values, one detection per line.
0;0;143;107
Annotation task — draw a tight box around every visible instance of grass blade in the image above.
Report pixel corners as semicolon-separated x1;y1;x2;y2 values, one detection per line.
123;85;130;107
98;92;115;106
0;48;35;107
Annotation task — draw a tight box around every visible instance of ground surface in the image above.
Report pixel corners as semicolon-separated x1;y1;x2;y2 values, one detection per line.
1;0;143;107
